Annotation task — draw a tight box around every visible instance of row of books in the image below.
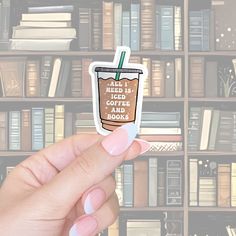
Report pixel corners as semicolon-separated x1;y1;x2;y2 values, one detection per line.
188;107;236;152
189;57;236;98
0;56;92;98
0;56;183;98
115;159;183;208
189;158;236;207
0;106;98;151
10;5;76;51
107;212;183;236
139;111;183;152
7;1;183;51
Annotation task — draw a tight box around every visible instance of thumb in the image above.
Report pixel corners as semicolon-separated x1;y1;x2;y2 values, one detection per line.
32;123;146;217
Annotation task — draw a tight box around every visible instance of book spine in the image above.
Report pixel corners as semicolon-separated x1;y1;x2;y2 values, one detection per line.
157;160;165;206
123;163;133;207
149;158;158;207
205;61;218;97
166;160;182;205
82;58;92;97
9;111;21;150
131;3;140;51
71;60;82;97
165;60;175;97
114;3;122;49
152;60;165;97
103;1;114;50
26;60;40;97
44;108;54;147
189;159;198;206
155;5;161;49
79;8;91;51
160;6;174;50
21;109;31;151
55;105;64;143
92;8;102;51
0;0;10;41
231;163;236;207
202;9;210;51
0;112;8;150
122;11;130;48
32;108;44;151
174;6;182;51
175;57;182;97
142;58;151;96
208;110;220;151
65;112;73;138
40;56;53;97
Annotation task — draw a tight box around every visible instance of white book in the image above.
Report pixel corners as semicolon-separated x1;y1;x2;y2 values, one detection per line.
48;58;62;97
13;27;76;39
200;109;212;150
175;57;182;97
20;21;71;28
189;159;198;206
10;39;72;51
22;13;72;22
148;158;158;207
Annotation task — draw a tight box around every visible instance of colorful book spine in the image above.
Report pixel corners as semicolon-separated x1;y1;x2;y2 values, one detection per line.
0;112;8;150
44;108;55;147
55;105;64;143
9;111;21;150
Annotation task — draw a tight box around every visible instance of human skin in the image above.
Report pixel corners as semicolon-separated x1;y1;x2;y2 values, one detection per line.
0;123;150;236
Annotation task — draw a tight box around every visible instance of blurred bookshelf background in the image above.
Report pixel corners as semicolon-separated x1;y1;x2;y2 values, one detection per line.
1;0;236;235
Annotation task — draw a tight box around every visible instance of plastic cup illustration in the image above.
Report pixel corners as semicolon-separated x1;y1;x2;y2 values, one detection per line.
89;46;148;135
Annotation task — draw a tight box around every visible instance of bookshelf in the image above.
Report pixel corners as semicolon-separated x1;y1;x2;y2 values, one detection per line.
0;0;236;235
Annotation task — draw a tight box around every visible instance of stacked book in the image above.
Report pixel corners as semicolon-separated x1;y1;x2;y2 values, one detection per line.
189;158;236;207
115;158;183;208
139;112;183;152
74;113;96;134
10;5;77;51
188;107;236;152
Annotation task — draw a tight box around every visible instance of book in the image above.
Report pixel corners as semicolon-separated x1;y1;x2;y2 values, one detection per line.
55;105;64;143
65;112;73;138
26;60;40;97
0;112;8;150
141;0;155;50
218;163;230;207
123;163;133;207
44;108;54;147
166;160;182;205
82;58;92;97
27;5;74;13
130;3;140;51
10;39;73;51
48;57;62;97
115;165;123;206
21;109;31;151
205;61;218;97
134;160;148;207
40;56;53;97
189;159;198;206
199;108;212;150
12;27;76;39
32;108;44;151
175;57;182;97
127;220;161;236
92;8;102;51
9;111;21;150
71;60;82;97
19;21;72;28
174;6;183;51
0;57;26;97
122;11;130;48
103;1;114;50
142;57;151;96
152;60;165;97
148;158;158;207
21;13;72;21
190;57;205;97
231;163;236;207
114;3;122;49
79;8;91;51
157;159;166;206
165;60;175;97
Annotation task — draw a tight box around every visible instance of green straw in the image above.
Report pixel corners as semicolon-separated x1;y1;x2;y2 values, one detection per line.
115;51;126;81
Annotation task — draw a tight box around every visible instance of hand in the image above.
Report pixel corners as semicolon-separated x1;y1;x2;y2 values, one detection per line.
0;123;150;236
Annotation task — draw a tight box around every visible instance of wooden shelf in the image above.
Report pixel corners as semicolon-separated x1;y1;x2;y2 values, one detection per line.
189;207;236;212
120;207;184;212
0;151;35;157
189;51;236;56
0;97;185;103
189;98;236;102
0;50;185;57
188;151;236;156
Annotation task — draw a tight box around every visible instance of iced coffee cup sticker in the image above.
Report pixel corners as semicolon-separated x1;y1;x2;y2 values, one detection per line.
89;46;148;136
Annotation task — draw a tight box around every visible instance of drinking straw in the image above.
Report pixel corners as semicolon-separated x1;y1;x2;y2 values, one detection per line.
115;51;126;81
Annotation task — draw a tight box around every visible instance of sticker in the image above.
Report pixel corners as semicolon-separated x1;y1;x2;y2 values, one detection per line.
89;46;148;136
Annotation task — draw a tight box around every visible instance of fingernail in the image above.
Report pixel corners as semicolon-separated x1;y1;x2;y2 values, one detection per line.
69;215;97;236
101;123;138;156
135;139;151;155
84;188;106;214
